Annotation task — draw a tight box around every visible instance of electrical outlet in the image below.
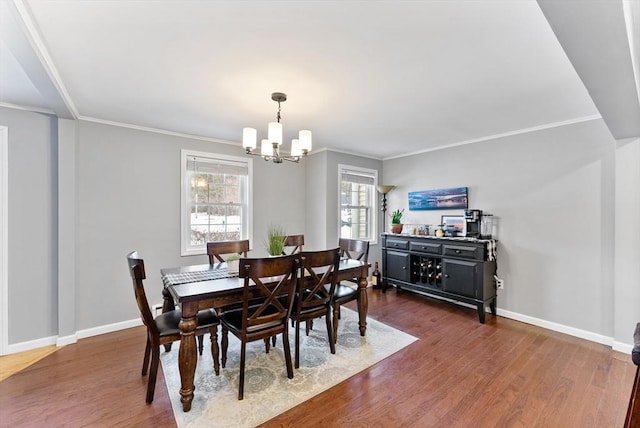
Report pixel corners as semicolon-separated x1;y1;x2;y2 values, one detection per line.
496;279;504;289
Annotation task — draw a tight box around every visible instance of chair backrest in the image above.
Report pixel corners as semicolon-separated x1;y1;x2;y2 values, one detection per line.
206;240;250;264
298;248;341;311
282;234;304;255
338;238;370;264
127;251;159;336
238;254;299;333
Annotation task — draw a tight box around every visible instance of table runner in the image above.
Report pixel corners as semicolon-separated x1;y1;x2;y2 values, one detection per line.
162;268;235;287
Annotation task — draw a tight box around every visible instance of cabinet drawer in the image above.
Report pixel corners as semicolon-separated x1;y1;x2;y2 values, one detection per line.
409;241;442;255
443;244;482;260
386;238;409;250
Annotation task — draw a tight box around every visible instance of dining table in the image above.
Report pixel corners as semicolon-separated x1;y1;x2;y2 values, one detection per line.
160;257;369;412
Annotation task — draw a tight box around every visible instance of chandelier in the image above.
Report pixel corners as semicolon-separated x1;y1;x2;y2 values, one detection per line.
242;92;312;163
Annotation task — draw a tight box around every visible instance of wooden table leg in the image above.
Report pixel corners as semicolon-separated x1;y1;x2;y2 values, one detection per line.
357;274;368;336
178;301;198;412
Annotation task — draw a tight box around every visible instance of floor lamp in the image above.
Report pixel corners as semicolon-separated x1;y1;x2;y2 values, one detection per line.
376;185;395;232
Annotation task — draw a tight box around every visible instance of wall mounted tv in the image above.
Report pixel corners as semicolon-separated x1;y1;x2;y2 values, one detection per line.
408;187;468;211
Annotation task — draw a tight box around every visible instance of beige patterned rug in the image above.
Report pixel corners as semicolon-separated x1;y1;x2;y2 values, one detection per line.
161;308;418;427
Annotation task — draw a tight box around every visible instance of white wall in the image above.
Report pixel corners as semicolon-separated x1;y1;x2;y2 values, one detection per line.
383;118;618;339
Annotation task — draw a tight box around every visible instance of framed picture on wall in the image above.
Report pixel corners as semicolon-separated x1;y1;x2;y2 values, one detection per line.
408;187;468;210
441;215;465;236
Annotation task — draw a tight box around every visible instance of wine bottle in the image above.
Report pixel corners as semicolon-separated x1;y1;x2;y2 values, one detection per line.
372;262;382;289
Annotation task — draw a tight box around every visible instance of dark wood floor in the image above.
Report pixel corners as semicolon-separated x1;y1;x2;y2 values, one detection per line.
0;288;635;427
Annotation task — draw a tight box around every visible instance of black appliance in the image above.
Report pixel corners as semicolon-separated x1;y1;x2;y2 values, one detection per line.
465;209;482;238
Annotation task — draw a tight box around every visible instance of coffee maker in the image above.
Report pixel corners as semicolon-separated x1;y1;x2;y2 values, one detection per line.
464;209;482;238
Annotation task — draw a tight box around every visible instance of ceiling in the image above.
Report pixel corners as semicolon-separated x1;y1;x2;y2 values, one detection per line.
0;1;636;159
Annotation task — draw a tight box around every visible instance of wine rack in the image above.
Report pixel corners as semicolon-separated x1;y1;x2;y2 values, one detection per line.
411;255;442;287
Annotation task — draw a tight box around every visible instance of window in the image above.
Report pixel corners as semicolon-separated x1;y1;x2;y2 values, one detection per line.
181;150;252;255
339;165;378;243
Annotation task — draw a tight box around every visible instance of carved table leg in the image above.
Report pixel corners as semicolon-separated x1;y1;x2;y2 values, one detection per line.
357;274;368;336
178;301;198;412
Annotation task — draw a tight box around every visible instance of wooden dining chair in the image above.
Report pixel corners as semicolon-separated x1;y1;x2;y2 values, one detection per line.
127;251;220;404
291;248;340;368
206;240;250;264
219;254;299;400
331;238;370;343
282;234;304;255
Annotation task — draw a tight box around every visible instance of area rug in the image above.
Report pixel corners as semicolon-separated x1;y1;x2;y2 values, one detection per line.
160;308;418;427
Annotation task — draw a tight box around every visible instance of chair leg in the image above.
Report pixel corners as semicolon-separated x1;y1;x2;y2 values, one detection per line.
210;327;220;376
146;345;161;404
282;328;294;380
325;310;335;354
333;304;340;344
295;319;301;369
221;325;228;368
197;334;204;356
238;340;246;400
142;335;151;376
272;335;277;347
264;337;270;353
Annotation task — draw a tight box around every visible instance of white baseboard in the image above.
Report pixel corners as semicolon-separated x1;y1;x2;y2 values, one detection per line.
6;335;57;354
613;340;634;354
496;308;616;348
76;318;142;340
3;318;142;356
56;334;78;347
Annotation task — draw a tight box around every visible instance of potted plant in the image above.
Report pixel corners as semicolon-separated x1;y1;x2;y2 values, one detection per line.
226;253;241;274
390;209;404;234
265;224;287;256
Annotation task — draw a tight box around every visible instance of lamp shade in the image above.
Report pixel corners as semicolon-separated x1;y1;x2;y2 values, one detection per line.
261;139;272;156
290;139;302;157
268;122;282;146
299;130;312;152
377;185;395;194
242;127;257;149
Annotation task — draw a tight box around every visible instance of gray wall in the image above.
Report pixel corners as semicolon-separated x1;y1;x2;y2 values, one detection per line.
383;118;623;338
1;107;58;343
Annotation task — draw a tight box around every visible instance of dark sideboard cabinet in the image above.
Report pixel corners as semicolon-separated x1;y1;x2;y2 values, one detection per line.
381;233;497;323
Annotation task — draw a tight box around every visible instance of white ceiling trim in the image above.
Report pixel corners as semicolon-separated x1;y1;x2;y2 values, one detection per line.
79;116;241;147
0;101;55;115
384;114;603;161
13;0;78;118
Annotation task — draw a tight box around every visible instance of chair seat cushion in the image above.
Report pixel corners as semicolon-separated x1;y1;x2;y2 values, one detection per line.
221;304;284;334
332;284;358;302
155;308;219;338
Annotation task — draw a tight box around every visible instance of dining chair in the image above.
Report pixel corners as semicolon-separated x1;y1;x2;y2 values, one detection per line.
206;240;250;264
127;251;220;404
282;234;304;255
291;248;340;368
219;254;299;400
331;238;370;343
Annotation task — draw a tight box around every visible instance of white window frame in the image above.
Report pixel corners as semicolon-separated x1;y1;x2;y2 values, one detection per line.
338;164;378;245
181;149;253;256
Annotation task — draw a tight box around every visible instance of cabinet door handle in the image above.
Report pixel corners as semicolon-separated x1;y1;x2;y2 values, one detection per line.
445;274;450;278
455;249;461;254
402;266;406;270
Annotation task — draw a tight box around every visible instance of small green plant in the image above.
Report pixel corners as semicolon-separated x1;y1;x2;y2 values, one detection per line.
391;209;404;224
225;253;241;262
265;224;287;256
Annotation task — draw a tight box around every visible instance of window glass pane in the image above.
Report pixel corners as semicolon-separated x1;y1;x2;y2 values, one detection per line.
339;165;377;242
183;152;251;255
